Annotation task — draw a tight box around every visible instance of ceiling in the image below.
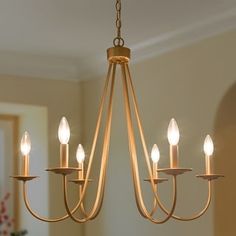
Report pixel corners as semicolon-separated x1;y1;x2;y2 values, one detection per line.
0;0;236;81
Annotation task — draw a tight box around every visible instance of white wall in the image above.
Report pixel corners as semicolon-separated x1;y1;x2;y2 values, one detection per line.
0;75;82;236
81;30;236;236
0;102;48;236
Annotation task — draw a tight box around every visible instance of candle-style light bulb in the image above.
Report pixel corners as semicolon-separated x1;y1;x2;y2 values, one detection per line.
203;135;214;175
20;131;31;156
151;144;160;179
167;118;180;145
151;144;160;163
204;135;214;156
58;117;70;144
20;131;31;176
76;144;85;164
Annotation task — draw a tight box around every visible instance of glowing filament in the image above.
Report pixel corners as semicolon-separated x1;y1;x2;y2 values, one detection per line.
151;144;160;163
167;118;180;145
76;144;85;163
204;135;214;156
58;117;70;144
21;131;31;156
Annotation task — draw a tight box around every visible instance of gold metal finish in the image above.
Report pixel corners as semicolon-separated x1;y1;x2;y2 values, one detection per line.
144;178;168;184
60;144;69;168
196;174;224;181
158;168;192;176
14;59;222;224
46;167;80;175
22;155;29;176
69;179;93;185
107;46;130;63
153;162;158;179
78;162;84;180
23;181;74;222
170;145;178;168
205;155;212;175
11;176;38;182
113;0;124;47
12;0;223;225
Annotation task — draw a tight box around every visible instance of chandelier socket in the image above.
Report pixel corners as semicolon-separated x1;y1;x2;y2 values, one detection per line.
158;168;192;176
46;167;81;176
11;176;38;182
196;174;224;181
144;178;168;184
69;179;93;185
107;46;130;63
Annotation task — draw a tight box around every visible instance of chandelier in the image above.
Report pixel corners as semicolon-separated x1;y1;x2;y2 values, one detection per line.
12;0;224;224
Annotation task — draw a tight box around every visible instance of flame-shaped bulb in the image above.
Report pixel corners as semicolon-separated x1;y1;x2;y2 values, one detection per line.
76;144;85;164
151;144;160;163
167;118;180;145
204;135;214;156
58;117;70;144
20;131;31;156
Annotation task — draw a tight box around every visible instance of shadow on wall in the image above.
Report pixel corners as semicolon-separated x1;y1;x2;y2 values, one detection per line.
214;82;236;236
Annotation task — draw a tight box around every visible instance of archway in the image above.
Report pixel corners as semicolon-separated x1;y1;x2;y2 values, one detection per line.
214;82;236;236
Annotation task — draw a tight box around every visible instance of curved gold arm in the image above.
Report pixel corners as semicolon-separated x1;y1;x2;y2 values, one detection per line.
23;181;71;222
125;63;212;221
22;63;114;223
150;192;158;217
64;62;113;220
146;177;177;223
160;181;212;221
124;63;167;211
121;63;178;223
62;63;116;222
76;62;112;205
78;186;88;217
63;176;88;223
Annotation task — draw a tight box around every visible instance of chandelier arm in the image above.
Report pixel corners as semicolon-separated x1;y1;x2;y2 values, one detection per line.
167;181;212;221
125;64;161;190
150;194;158;217
78;186;88;217
23;181;70;222
125;65;213;221
79;203;88;218
63;64;116;222
74;62;113;209
120;63;149;218
125;64;178;214
22;63;114;224
63;176;88;223
147;176;177;223
84;63;116;220
121;63;178;223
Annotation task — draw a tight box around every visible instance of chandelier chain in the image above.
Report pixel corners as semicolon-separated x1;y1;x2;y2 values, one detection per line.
113;0;124;47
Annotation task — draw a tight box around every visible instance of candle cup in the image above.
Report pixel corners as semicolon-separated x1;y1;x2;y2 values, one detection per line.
60;144;69;168
78;162;84;180
152;162;158;179
205;155;212;175
22;155;29;176
170;145;178;168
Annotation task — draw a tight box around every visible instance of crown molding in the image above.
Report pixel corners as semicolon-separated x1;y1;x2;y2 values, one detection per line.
131;8;236;63
0;8;235;82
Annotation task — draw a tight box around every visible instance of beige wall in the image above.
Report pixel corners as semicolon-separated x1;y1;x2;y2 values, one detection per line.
0;75;82;236
81;30;236;236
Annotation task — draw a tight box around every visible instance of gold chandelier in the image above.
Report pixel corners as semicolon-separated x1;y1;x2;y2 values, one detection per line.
12;0;224;224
